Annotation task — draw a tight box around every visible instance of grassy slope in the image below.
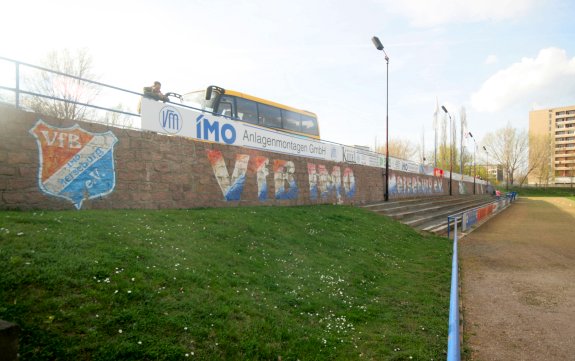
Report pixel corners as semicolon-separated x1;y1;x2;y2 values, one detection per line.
0;206;450;360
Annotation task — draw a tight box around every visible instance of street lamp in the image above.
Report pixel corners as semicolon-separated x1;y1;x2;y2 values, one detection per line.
372;35;390;201
469;132;477;194
483;146;489;191
441;105;453;196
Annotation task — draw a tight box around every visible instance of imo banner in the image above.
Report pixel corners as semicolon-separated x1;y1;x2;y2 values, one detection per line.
141;98;343;163
29;119;118;209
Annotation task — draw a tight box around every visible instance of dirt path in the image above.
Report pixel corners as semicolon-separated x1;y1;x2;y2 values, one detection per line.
460;197;575;361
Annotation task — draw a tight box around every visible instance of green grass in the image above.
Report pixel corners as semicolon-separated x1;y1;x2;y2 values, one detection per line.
0;206;451;360
506;186;575;197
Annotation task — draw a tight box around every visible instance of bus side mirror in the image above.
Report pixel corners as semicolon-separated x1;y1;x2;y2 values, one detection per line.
206;87;212;100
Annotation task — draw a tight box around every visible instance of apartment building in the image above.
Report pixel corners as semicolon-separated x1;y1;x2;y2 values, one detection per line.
529;105;575;185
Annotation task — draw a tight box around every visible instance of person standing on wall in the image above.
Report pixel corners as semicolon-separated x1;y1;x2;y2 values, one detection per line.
138;81;169;113
144;81;169;101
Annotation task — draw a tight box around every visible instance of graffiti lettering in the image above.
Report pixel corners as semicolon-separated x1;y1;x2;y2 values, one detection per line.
389;173;443;195
274;160;298;200
206;150;249;201
254;156;269;201
307;163;355;203
60;147;105;186
343;168;356;198
40;130;82;148
85;168;102;189
207;151;356;203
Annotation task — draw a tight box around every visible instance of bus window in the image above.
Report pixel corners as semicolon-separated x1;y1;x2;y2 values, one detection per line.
282;110;302;132
185;86;319;139
216;95;234;118
236;97;258;124
258;103;282;129
301;114;319;136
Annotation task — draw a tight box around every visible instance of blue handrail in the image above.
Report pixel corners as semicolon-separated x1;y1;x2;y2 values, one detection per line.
447;217;460;361
445;192;518;360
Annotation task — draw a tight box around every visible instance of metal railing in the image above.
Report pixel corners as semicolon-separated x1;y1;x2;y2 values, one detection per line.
445;191;518;360
447;192;517;238
447;217;461;361
0;56;383;153
0;56;146;120
1;55;485;190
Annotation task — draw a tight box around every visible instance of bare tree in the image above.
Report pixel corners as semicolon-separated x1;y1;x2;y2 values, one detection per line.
483;123;529;190
376;138;418;161
419;125;426;164
102;103;134;128
527;133;554;186
25;49;100;121
441;112;448;167
571;162;575;189
459;107;467;174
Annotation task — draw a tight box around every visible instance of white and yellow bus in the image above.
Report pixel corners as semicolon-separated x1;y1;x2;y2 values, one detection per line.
183;86;320;139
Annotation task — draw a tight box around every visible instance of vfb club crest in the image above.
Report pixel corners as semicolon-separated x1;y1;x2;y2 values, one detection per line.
29;119;119;209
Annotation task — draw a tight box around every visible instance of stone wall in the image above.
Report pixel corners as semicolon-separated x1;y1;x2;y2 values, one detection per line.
0;105;482;211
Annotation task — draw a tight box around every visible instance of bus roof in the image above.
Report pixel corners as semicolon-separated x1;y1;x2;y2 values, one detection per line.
221;88;317;118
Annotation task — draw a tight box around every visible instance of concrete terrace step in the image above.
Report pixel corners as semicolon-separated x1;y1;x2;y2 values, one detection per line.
419;198;496;235
361;195;494;235
364;195;470;213
366;195;487;215
362;196;453;211
404;199;493;228
387;198;484;220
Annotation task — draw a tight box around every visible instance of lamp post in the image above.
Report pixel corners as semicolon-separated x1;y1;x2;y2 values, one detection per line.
483;146;489;191
372;36;390;201
469;132;477;194
441;106;453;196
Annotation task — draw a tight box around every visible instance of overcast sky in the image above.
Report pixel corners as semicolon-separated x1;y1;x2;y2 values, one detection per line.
2;0;575;160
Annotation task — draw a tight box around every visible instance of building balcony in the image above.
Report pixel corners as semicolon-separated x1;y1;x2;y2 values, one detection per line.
555;158;575;164
555;139;575;145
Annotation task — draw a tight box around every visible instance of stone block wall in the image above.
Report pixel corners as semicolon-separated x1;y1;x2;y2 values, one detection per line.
0;105;480;211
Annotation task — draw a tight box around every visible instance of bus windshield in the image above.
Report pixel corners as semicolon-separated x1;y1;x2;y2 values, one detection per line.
182;88;218;112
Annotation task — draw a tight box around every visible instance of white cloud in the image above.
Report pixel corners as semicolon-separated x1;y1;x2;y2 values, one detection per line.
471;48;575;112
380;0;538;27
485;55;498;65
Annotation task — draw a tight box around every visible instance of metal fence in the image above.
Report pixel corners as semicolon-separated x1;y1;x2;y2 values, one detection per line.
447;192;517;238
0;56;145;123
445;191;518;360
0;56;391;163
0;56;492;186
447;217;461;361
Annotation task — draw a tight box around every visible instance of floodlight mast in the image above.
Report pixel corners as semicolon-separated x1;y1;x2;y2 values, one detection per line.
372;36;390;201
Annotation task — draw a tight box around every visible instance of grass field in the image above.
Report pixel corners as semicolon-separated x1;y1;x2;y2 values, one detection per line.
0;206;451;360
